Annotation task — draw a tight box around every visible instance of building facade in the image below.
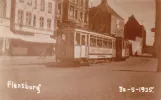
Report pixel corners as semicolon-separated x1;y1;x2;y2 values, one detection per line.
88;0;124;37
0;0;12;55
0;0;56;56
61;0;89;28
55;0;63;30
124;15;146;55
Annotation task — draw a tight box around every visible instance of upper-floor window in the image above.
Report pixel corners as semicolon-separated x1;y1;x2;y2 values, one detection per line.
80;0;83;6
0;0;6;17
41;0;45;11
75;10;78;19
48;2;52;13
19;0;24;3
17;9;24;25
69;5;74;18
26;12;32;25
33;15;36;27
47;19;51;29
27;0;32;5
57;3;61;14
80;12;83;21
34;0;37;9
40;17;44;28
116;20;120;29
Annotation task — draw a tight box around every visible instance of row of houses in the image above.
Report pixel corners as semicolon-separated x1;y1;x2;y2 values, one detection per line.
88;0;146;55
0;0;89;56
0;0;146;56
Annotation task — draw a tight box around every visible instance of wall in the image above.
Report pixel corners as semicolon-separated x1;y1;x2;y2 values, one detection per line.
129;37;143;55
110;15;124;37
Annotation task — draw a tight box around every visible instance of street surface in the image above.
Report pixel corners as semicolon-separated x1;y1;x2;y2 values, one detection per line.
0;57;161;100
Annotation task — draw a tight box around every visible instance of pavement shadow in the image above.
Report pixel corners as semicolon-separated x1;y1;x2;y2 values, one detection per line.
45;62;91;68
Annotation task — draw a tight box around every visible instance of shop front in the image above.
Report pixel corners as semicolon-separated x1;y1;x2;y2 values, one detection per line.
0;26;56;56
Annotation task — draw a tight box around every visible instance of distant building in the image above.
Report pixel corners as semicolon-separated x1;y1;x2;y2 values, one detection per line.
88;0;124;38
0;0;56;56
124;15;146;55
60;0;89;29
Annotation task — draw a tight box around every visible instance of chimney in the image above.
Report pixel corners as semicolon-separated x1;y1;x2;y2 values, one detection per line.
101;0;107;4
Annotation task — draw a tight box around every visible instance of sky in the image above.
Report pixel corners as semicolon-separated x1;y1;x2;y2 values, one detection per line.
89;0;155;46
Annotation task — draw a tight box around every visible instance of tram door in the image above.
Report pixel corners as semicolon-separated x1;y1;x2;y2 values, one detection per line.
80;33;87;58
116;37;123;59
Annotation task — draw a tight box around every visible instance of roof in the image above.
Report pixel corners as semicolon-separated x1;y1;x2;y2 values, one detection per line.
97;2;124;20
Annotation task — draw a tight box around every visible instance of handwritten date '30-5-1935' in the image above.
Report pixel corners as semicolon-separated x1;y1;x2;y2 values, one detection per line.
119;86;155;93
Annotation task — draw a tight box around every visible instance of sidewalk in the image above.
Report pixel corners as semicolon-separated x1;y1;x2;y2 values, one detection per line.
0;56;56;66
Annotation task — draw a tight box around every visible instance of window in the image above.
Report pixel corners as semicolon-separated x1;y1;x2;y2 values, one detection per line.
26;12;32;25
109;40;112;48
102;38;107;48
41;0;45;11
34;0;37;9
75;10;78;19
113;41;115;49
80;12;83;21
57;20;60;27
81;35;85;45
69;5;74;18
47;19;51;29
107;39;112;48
19;0;24;3
0;0;6;17
17;10;24;25
122;41;124;49
81;0;83;6
40;17;44;28
48;2;52;13
97;37;102;47
33;15;36;27
90;36;96;47
76;32;80;45
27;0;32;5
58;3;61;14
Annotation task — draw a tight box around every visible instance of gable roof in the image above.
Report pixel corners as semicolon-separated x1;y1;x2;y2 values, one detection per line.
125;15;141;26
97;2;124;20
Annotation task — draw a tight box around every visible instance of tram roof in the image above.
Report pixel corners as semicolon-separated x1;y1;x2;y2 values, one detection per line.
75;29;116;39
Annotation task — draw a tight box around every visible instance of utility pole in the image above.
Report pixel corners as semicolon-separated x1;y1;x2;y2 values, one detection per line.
155;0;161;72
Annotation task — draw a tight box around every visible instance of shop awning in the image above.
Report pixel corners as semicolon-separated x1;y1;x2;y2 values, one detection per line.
19;35;56;44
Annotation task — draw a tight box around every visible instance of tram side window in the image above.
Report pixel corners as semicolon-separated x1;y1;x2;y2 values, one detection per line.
97;37;102;47
109;40;112;49
81;35;85;45
122;41;125;49
90;36;96;47
107;39;110;48
76;32;80;45
113;41;116;49
103;39;107;48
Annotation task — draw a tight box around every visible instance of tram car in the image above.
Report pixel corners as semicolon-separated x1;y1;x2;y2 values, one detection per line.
115;37;130;61
55;28;116;63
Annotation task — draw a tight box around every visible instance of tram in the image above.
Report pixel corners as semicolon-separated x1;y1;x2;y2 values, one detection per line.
55;28;116;63
115;37;130;61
